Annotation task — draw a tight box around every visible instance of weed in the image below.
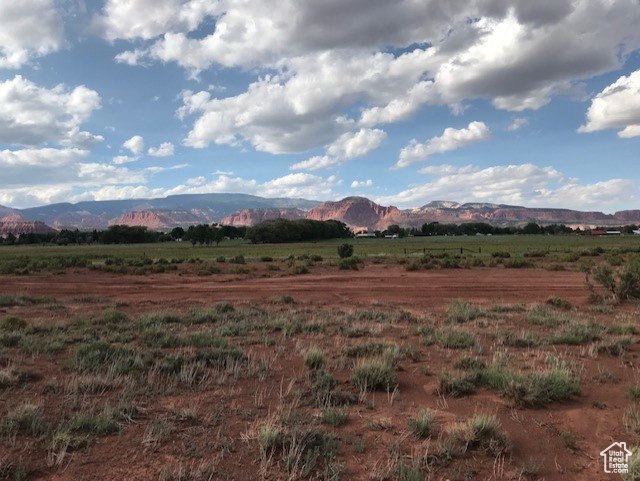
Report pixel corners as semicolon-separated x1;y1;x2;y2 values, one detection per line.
303;347;325;370
0;316;27;331
257;420;283;453
338;257;359;270
291;263;309;275
446;299;483;323
73;341;150;375
0;459;28;480
629;385;640;400
503;365;580;407
321;408;348;427
546;296;572;310
437;329;475;349
438;372;477;397
2;403;46;437
552;322;604;345
560;431;579;450
352;357;397;392
625;406;640;437
407;408;435;438
158;461;217;481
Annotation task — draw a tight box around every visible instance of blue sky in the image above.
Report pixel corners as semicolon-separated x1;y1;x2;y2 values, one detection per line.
1;0;639;212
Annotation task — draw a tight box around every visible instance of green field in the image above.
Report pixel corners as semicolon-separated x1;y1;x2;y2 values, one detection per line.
0;234;638;263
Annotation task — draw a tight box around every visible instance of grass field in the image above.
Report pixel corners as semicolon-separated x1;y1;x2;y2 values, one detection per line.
0;234;638;262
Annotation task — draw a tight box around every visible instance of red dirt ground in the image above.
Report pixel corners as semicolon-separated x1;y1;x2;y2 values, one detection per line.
0;264;637;481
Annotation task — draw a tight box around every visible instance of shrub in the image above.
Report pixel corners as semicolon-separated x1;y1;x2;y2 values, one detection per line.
0;316;27;331
257;420;282;453
446;299;482;323
504;258;534;268
291;263;309;275
303;347;325;370
502;365;580;407
65;413;120;436
230;255;245;264
337;243;354;259
492;251;511;259
438;372;477;397
623;446;640;481
408;409;435;438
526;305;563;327
468;414;508;455
551;322;603;345
344;342;389;358
454;357;487;371
259;256;273;262
352;357;397;392
100;308;128;324
73;341;149;375
437;329;475;349
546;297;572;310
321;407;348;427
2;403;46;437
338;257;359;270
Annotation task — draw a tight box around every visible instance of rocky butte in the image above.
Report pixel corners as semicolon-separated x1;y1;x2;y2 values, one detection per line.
1;195;640;234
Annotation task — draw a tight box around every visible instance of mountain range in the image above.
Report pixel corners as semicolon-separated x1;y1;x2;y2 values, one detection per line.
1;194;640;235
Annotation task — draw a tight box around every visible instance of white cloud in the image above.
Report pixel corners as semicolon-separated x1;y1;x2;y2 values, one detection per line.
77;163;146;185
578;69;640;138
434;3;640;111
93;0;220;42
187;176;205;186
291;128;386;171
507;117;528;131
160;172;340;201
72;185;165;202
0;76;101;147
0;148;89;186
359;81;435;127
177;49;432;154
0;185;73;209
123;135;145;155
148;141;175;157
351;179;373;188
257;173;340;199
114;48;147;66
0;0;64;68
397;121;491;168
377;163;635;211
112;155;138;165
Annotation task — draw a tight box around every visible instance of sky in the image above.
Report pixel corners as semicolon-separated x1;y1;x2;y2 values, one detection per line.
1;0;640;212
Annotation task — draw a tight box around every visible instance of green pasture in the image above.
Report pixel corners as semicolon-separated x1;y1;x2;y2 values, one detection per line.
0;234;638;263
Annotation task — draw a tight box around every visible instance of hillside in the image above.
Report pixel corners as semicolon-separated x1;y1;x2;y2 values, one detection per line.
3;195;640;233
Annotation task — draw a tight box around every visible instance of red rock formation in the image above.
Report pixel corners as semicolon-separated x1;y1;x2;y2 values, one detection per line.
220;197;640;231
0;214;57;237
220;208;306;226
109;210;215;230
306;196;400;230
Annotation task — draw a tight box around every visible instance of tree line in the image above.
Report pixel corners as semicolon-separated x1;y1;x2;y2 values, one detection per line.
2;220;639;246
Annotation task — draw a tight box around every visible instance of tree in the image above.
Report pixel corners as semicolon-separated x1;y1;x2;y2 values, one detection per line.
522;223;541;235
337;243;354;258
170;227;185;240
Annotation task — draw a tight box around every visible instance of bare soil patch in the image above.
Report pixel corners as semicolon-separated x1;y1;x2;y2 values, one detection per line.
0;263;637;481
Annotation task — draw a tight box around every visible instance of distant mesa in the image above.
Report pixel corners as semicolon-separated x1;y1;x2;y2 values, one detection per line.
0;213;57;237
1;193;640;235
